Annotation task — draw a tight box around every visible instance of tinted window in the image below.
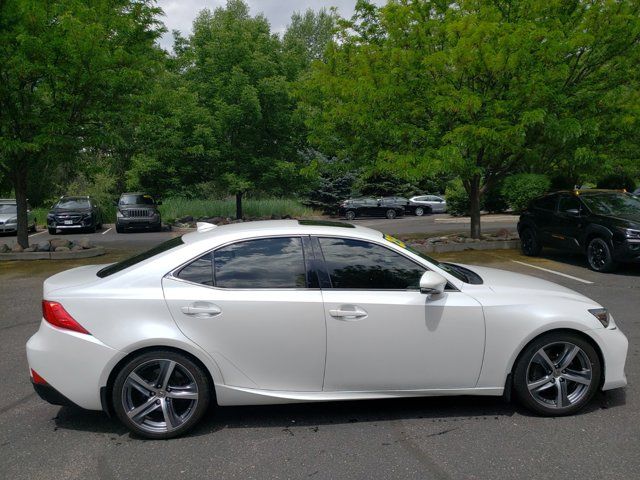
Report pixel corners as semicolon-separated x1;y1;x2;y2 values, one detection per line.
318;237;425;289
532;195;557;211
177;254;214;286
214;237;306;288
580;192;640;216
97;236;184;278
558;195;581;213
120;194;155;206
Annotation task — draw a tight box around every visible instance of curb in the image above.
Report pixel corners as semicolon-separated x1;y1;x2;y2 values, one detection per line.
413;239;520;253
0;246;105;261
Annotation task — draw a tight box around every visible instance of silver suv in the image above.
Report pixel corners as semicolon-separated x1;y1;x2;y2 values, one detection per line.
115;193;162;233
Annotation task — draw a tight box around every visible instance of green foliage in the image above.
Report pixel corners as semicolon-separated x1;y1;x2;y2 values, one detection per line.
355;172;420;198
596;172;637;192
483;182;508;213
445;180;473;217
502;174;551;213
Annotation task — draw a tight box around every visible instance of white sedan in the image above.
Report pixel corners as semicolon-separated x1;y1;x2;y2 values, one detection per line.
26;220;628;438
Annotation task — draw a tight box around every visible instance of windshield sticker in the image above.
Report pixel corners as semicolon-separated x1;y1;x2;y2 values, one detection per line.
383;234;406;249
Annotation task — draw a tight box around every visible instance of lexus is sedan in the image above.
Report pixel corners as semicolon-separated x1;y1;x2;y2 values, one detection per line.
26;220;628;439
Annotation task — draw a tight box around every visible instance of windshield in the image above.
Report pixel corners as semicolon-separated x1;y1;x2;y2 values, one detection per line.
580;192;640;216
97;236;184;278
382;233;471;283
54;198;90;209
0;204;17;214
120;194;155;206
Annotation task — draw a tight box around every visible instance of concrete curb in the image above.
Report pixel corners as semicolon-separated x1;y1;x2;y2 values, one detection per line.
413;239;520;253
0;246;105;261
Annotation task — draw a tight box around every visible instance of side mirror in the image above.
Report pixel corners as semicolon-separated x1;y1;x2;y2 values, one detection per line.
566;208;580;216
419;271;447;295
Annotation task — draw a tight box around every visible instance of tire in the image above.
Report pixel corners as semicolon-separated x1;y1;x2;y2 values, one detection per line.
385;209;397;219
48;227;56;235
86;223;97;234
586;237;617;272
30;222;37;233
520;227;542;256
414;207;424;217
345;210;356;221
513;332;601;416
112;350;211;439
115;223;124;234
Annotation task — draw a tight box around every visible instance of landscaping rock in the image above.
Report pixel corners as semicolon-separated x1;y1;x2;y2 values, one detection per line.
78;237;94;249
0;244;9;253
36;241;51;252
23;247;35;252
12;244;24;253
71;245;84;252
50;238;71;250
179;215;194;223
55;246;70;252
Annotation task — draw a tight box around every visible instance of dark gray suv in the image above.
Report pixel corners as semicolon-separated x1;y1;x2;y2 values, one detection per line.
116;193;162;233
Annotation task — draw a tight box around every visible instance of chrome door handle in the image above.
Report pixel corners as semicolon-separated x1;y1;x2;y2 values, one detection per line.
329;307;368;320
181;304;222;317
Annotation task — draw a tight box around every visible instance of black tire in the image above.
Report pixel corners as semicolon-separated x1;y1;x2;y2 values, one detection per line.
586;237;617;272
115;223;124;233
385;209;397;219
112;350;212;439
513;332;601;416
520;227;542;256
30;222;37;233
414;207;424;217
47;227;56;235
345;210;356;221
86;223;97;234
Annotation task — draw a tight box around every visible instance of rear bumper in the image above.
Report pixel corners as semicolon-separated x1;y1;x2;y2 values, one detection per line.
32;380;80;408
26;320;121;410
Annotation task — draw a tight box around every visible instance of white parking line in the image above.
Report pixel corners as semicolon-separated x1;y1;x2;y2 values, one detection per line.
511;260;594;284
28;231;46;238
102;228;112;235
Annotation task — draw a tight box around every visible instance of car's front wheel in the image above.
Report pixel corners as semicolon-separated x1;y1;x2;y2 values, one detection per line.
513;332;601;416
112;350;211;439
520;228;542;256
587;237;617;272
345;210;356;221
385;209;397;219
47;227;56;235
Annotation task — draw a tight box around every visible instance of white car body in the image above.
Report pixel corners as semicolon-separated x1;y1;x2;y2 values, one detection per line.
410;195;447;213
27;220;627;414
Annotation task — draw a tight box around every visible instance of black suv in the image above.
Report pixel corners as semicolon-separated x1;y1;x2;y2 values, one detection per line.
47;196;102;234
518;190;640;272
338;198;405;220
116;192;162;233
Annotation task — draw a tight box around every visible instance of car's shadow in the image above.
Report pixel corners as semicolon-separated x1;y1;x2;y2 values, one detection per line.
537;249;640;277
53;389;625;439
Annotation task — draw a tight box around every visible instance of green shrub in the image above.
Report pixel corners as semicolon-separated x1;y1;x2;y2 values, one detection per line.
483;181;508;213
445;180;473;216
502;174;551;212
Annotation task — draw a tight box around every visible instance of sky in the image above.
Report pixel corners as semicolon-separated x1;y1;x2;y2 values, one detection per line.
156;0;384;49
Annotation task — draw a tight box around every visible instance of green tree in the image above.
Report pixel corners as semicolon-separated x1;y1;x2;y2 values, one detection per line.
300;0;640;238
0;0;163;247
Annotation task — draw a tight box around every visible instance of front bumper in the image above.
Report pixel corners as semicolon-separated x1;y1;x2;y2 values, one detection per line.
26;320;121;410
117;217;161;230
588;324;629;391
612;239;640;263
0;222;17;232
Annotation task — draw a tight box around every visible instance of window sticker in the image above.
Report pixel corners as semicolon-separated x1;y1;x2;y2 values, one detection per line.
383;234;406;249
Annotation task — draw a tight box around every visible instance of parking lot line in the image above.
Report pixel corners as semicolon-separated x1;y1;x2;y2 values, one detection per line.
102;227;112;235
28;230;46;238
511;260;594;284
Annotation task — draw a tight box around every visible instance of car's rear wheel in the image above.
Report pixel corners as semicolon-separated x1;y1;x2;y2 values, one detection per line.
414;207;424;216
112;350;211;439
47;227;56;235
513;332;601;416
587;237;617;272
520;228;542;256
385;209;397;219
345;210;356;221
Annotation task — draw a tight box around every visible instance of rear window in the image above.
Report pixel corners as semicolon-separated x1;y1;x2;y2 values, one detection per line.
97;236;184;278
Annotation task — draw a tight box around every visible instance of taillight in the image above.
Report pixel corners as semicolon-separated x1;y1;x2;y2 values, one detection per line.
42;300;91;335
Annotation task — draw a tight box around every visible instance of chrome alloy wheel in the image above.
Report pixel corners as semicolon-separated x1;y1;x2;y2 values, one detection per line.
526;342;592;409
122;359;199;434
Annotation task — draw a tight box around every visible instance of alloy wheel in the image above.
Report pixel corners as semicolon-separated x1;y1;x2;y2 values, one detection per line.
415;207;424;216
121;359;199;434
526;342;592;409
587;238;610;271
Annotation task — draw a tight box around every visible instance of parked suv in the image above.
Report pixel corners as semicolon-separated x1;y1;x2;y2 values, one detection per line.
339;198;405;220
517;190;640;272
0;199;36;234
116;192;162;233
409;195;447;213
47;196;102;234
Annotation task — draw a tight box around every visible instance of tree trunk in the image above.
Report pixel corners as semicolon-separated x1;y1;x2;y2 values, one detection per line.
469;175;482;239
235;192;243;220
13;164;30;249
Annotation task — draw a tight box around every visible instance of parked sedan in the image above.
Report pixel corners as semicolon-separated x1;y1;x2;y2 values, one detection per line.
339;198;405;220
409;195;447;213
47;196;103;234
378;196;428;216
518;190;640;272
27;220;627;439
0;199;36;233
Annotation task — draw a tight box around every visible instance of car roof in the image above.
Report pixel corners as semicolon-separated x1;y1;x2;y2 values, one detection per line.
59;196;91;200
181;219;384;245
550;189;628;196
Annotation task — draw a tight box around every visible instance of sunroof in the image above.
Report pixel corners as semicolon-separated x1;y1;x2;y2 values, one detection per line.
298;220;356;228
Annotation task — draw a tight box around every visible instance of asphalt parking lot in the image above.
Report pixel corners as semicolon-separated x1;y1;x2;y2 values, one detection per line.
0;228;638;480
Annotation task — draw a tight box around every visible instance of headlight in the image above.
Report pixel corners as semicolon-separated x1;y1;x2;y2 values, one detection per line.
622;228;640;239
589;308;610;327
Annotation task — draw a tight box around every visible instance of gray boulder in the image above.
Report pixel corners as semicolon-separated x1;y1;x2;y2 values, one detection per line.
78;237;94;249
0;244;9;253
55;246;70;252
71;245;83;252
11;244;24;253
24;247;35;252
36;241;51;252
50;238;71;250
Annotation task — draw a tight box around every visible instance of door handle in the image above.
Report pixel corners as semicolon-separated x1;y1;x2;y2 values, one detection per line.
181;303;222;317
329;307;368;320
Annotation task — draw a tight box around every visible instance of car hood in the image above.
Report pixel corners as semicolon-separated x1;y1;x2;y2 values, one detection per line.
51;208;92;214
456;264;595;304
0;213;17;222
594;212;640;228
